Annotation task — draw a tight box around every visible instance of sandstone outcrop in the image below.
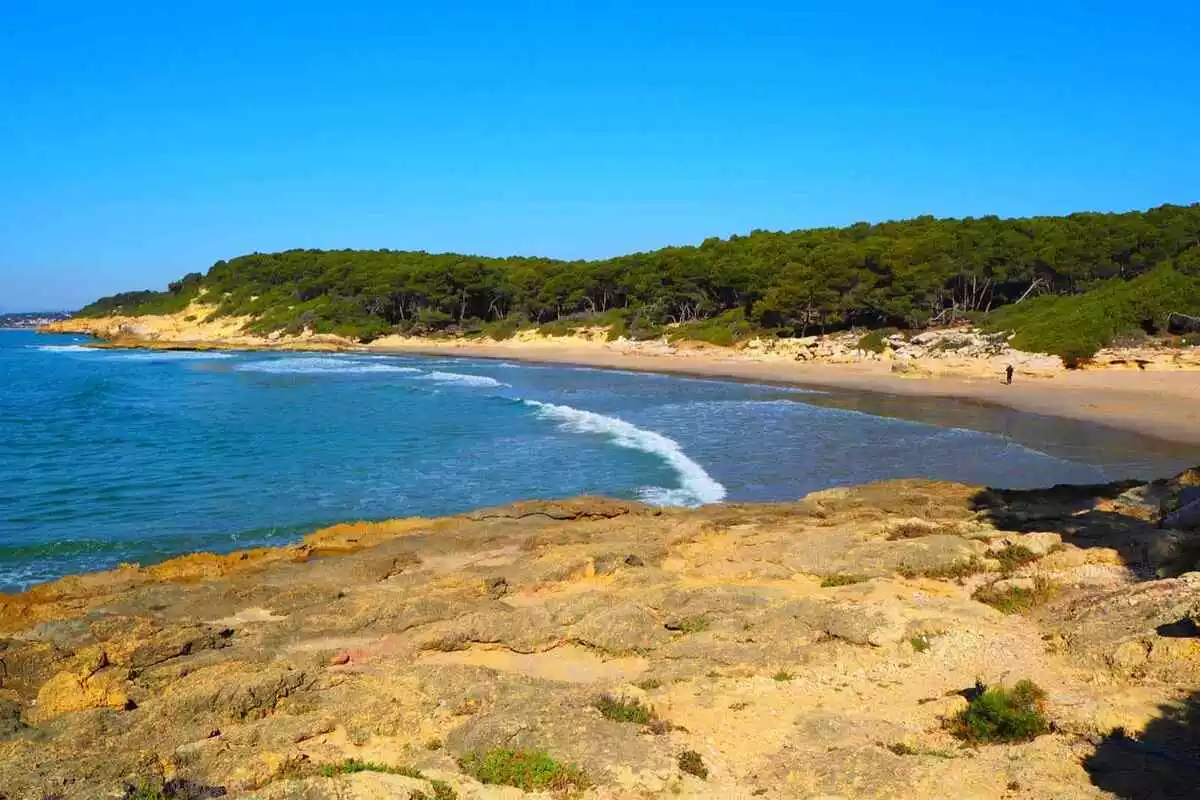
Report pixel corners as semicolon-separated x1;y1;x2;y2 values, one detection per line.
3;475;1200;798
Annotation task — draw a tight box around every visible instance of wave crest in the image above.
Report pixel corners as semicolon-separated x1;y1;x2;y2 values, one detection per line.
420;371;508;388
235;357;420;375
524;400;725;507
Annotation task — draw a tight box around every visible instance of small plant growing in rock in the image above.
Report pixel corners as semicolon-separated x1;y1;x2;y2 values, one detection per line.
320;759;423;779
992;544;1039;574
678;749;708;779
909;634;934;653
666;616;710;634
948;680;1049;743
635;677;663;690
773;670;795;681
458;749;589;793
425;737;443;751
594;693;657;724
973;577;1057;614
901;557;987;581
820;574;867;587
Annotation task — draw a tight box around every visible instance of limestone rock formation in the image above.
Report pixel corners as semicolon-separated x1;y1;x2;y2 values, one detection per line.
2;475;1200;798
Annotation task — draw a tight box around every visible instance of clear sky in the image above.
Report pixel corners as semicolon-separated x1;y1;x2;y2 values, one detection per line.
1;1;1197;311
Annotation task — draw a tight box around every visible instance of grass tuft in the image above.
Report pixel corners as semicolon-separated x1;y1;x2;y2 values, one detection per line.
901;557;987;581
972;577;1057;614
820;574;867;587
458;749;589;793
772;670;795;682
992;544;1040;574
319;759;423;779
948;680;1049;743
594;693;657;724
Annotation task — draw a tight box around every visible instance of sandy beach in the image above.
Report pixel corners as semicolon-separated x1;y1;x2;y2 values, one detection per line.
360;335;1200;446
43;313;1200;446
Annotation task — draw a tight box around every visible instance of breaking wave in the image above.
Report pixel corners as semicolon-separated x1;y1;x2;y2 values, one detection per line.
523;400;726;507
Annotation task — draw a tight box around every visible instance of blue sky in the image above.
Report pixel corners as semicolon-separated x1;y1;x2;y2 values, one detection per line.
1;1;1197;311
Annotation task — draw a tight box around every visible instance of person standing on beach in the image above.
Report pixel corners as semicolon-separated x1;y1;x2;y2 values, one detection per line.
1005;365;1014;385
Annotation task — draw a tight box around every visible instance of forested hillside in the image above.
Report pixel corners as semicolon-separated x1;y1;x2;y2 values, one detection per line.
78;204;1200;359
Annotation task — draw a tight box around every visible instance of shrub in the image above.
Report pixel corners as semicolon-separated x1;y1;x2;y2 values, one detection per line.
985;264;1200;362
857;328;894;353
948;680;1049;743
821;574;867;587
678;750;708;779
669;308;758;347
992;544;1039;574
481;317;522;340
594;693;656;724
972;577;1057;614
773;670;795;681
458;749;589;793
909;634;935;653
634;678;663;690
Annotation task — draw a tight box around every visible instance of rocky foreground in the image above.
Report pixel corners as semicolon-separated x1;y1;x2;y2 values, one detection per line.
4;474;1200;799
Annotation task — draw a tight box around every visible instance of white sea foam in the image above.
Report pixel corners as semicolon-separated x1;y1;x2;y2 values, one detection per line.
32;344;93;353
235;357;421;375
524;400;726;507
419;371;508;388
109;351;236;361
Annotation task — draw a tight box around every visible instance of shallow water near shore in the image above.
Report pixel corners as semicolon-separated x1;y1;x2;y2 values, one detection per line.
1;330;1192;591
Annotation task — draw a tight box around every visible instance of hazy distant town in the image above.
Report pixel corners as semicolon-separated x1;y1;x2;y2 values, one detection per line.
0;311;72;329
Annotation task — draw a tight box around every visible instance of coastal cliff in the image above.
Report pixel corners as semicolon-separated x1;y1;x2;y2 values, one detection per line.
3;473;1200;798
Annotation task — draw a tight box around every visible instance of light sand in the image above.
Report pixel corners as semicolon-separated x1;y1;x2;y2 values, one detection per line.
365;335;1200;446
43;311;1200;446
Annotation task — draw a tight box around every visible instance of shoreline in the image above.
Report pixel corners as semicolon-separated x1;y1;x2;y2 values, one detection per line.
40;317;1200;446
366;339;1200;446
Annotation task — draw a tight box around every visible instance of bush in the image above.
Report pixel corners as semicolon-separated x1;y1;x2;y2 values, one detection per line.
594;693;656;724
856;328;895;353
948;680;1049;743
669;308;758;347
458;749;588;793
481;317;522;340
986;264;1200;363
678;750;708;779
992;544;1039;574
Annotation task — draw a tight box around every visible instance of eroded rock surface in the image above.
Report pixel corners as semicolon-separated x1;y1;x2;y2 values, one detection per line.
2;477;1200;799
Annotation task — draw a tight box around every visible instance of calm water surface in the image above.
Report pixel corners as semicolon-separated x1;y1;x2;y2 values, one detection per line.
0;330;1191;591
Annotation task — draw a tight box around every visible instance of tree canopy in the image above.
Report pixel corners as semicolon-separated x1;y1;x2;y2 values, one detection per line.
78;203;1200;358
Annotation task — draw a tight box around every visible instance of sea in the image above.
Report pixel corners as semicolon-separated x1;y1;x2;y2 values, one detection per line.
1;329;1193;592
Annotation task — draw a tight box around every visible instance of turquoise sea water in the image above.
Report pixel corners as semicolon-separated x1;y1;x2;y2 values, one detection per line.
1;330;1192;591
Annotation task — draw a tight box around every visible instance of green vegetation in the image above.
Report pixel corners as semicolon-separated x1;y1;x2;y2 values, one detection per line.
458;749;588;793
594;693;657;724
992;544;1040;574
948;680;1049;743
856;328;893;353
666;615;710;634
985;261;1200;364
973;577;1058;614
634;677;663;690
773;670;796;681
678;750;709;779
821;574;868;587
75;205;1200;357
319;759;423;779
900;557;987;581
909;633;936;653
